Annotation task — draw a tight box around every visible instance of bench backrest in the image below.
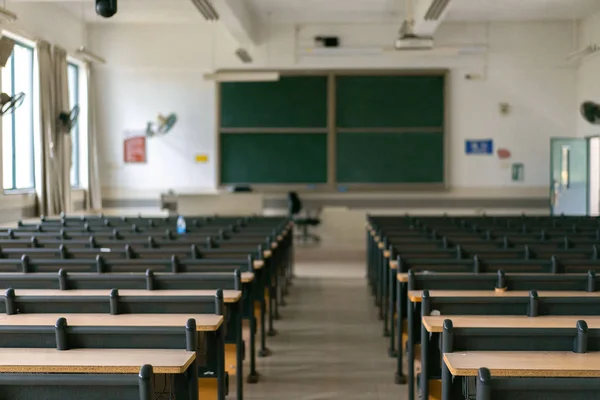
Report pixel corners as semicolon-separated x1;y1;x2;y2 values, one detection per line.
421;290;600;317
407;270;599;292
0;256;254;273
0;270;241;291
1;288;224;316
0;365;156;400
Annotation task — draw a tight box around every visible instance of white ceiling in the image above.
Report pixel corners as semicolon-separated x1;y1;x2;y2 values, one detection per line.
57;0;203;24
45;0;600;24
249;0;600;24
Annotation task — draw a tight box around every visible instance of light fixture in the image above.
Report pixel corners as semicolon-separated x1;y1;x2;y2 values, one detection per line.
0;7;17;23
566;44;600;61
76;46;106;64
235;48;252;63
424;0;451;21
190;0;219;21
203;71;280;82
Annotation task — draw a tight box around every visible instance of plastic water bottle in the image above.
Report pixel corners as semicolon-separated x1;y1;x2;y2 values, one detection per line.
176;215;187;235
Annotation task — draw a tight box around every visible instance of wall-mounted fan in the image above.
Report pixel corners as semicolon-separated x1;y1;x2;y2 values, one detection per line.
0;92;24;115
581;101;600;125
146;113;177;138
58;105;80;133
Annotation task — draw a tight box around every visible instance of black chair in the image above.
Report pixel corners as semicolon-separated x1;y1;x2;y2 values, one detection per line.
287;192;321;243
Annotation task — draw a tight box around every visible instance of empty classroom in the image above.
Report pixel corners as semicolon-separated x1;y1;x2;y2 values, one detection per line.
0;0;600;399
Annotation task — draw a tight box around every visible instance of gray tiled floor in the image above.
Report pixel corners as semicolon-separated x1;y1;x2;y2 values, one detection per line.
243;260;406;400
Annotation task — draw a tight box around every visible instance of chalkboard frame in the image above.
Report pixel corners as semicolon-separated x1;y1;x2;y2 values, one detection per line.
216;69;449;191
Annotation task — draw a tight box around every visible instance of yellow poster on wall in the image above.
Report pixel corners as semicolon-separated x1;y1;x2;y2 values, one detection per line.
195;154;209;163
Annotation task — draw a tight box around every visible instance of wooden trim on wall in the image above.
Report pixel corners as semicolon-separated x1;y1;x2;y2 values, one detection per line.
336;127;443;133
444;69;451;190
327;73;336;188
215;82;222;187
220;128;327;134
213;68;448;76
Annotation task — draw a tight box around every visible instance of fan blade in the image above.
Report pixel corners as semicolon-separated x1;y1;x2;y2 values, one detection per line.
157;114;177;134
70;105;80;125
0;92;25;116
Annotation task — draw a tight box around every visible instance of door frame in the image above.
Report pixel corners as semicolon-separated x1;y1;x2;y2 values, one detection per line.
549;137;589;216
586;135;600;215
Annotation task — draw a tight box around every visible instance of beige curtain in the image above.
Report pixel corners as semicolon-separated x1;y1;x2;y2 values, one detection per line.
85;63;102;211
53;46;71;214
37;40;62;216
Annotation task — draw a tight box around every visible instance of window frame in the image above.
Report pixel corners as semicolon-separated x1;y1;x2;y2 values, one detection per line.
68;61;80;188
2;40;35;192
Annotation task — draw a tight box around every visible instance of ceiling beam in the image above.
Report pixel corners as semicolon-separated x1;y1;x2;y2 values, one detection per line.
212;0;258;47
412;0;452;37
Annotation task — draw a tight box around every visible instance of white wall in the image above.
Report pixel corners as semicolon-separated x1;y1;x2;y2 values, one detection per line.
0;1;86;218
92;20;579;200
6;1;86;51
89;23;241;201
577;12;600;137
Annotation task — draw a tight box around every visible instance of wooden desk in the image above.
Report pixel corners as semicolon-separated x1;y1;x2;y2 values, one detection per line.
242;272;254;283
423;315;600;333
405;289;600;400
13;289;242;304
409;290;600;303
444;351;600;378
0;313;224;331
0;348;195;374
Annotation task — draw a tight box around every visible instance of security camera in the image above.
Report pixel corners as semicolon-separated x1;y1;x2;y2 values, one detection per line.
96;0;117;18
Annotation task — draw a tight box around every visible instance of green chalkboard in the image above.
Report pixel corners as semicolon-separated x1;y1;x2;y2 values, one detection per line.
336;132;444;183
220;76;328;129
336;75;445;128
220;133;328;184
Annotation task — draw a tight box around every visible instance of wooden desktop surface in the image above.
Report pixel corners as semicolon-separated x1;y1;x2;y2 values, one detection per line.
408;290;600;303
13;289;242;303
444;351;600;377
0;313;224;331
423;315;600;333
0;348;195;374
398;272;573;283
0;271;254;283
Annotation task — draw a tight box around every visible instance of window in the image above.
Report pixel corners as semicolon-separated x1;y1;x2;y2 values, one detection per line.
2;41;34;191
68;62;80;187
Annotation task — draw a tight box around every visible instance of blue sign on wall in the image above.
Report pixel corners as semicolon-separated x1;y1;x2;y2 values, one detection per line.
465;139;493;155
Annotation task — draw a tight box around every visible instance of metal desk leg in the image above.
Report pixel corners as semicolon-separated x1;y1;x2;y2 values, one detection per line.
407;298;415;400
388;267;397;357
395;279;406;384
258;267;271;357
